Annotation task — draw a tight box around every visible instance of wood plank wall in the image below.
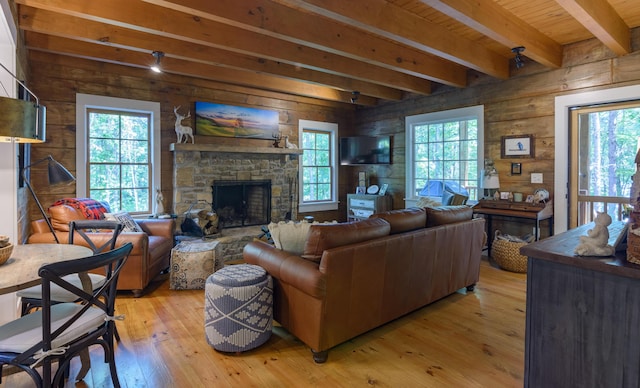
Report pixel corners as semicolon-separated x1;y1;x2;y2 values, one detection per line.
23;52;355;229
353;28;640;237
21;28;640;237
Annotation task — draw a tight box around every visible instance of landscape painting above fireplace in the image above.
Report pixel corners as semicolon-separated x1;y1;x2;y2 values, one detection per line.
194;102;279;140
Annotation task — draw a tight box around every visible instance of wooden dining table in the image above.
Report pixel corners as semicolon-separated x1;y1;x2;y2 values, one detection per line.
0;243;93;295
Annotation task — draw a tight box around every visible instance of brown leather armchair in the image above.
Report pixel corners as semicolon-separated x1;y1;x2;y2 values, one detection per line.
27;204;175;297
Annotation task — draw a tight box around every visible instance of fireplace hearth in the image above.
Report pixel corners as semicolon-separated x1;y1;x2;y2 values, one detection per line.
212;180;271;228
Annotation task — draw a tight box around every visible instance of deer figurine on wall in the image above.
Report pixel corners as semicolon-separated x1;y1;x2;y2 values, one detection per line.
174;106;194;144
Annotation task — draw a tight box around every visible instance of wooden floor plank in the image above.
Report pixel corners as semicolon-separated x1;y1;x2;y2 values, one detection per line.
1;258;525;387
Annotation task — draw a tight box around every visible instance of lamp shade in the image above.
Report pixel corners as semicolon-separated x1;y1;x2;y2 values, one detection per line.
483;174;500;189
48;158;75;185
0;96;46;143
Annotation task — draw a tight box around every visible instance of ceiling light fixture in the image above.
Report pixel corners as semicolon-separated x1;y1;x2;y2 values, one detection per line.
511;46;526;69
151;51;165;73
350;91;360;104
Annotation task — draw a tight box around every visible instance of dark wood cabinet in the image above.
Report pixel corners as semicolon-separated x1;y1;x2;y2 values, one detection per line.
521;223;640;387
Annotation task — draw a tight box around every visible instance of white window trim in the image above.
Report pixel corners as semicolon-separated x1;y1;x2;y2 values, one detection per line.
75;94;161;215
298;119;339;212
555;85;640;234
405;105;484;208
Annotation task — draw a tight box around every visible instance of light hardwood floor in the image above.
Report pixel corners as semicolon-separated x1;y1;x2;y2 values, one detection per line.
2;258;526;387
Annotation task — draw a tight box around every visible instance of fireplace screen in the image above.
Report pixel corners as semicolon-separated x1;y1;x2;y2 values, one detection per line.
212;180;271;228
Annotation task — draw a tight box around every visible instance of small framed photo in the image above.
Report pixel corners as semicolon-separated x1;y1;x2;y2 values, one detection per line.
378;183;389;196
358;171;367;187
500;191;511;200
356;186;366;194
511;162;522;175
502;134;534;158
526;194;534;203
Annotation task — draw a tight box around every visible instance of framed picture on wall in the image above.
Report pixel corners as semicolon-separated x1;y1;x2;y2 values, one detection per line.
502;135;534;158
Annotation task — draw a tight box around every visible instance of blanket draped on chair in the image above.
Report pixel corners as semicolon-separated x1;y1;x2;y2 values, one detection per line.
50;198;111;220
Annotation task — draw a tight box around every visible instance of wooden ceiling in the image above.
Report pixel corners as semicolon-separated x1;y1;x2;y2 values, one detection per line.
14;0;640;106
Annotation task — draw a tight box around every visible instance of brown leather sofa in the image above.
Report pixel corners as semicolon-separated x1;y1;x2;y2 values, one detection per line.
243;206;485;363
27;204;175;297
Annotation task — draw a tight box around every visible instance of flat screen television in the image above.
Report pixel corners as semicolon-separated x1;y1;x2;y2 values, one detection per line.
340;136;391;165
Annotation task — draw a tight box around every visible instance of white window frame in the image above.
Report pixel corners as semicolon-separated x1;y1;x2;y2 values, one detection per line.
298;119;339;212
76;94;161;216
405;105;484;208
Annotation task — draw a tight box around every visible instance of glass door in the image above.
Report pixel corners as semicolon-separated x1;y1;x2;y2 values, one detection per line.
569;102;640;228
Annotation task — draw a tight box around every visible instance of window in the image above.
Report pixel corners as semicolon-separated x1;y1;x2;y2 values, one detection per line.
405;106;484;207
87;109;151;213
298;119;338;212
76;94;161;215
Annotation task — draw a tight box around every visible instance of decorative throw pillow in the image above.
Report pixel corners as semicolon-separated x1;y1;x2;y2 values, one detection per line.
416;197;441;208
450;193;469;205
268;220;338;255
268;221;312;255
441;190;454;206
104;211;143;232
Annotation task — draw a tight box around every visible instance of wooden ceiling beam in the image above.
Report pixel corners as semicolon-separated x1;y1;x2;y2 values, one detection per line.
268;0;509;78
19;6;403;101
140;0;466;86
16;0;434;95
25;31;380;106
420;0;563;68
555;0;630;55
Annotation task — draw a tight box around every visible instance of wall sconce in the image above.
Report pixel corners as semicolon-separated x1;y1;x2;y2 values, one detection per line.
151;51;165;73
23;155;76;243
0;62;46;143
511;46;525;69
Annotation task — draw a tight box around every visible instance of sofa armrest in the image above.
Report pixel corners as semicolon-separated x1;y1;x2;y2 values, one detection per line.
244;241;325;298
136;218;175;239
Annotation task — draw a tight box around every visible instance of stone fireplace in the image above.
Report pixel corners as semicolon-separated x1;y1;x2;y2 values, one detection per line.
170;143;301;227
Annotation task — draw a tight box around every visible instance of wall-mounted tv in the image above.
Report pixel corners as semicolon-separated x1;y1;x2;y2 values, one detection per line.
340;136;392;165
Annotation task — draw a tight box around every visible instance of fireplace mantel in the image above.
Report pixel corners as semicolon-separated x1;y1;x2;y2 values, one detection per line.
170;143;303;155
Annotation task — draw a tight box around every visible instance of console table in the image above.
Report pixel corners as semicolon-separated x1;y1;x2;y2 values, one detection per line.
521;222;640;387
472;200;553;255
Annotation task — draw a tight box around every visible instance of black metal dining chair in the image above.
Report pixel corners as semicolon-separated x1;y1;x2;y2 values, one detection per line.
18;220;124;316
0;242;133;387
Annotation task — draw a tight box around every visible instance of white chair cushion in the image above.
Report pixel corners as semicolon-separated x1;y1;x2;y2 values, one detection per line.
0;303;106;354
16;273;107;302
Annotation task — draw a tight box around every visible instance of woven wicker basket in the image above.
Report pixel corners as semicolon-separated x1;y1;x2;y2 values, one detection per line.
0;243;13;265
492;232;528;273
627;231;640;264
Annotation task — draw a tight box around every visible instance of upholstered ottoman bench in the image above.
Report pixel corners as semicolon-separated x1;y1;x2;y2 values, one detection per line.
204;264;273;352
170;240;222;290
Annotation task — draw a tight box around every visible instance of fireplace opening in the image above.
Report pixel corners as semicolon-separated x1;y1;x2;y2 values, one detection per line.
212;180;271;228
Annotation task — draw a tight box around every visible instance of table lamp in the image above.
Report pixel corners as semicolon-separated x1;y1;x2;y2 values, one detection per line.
483;173;500;199
23;155;76;243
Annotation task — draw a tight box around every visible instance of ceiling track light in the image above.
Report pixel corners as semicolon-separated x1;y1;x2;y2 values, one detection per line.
350;90;360;104
151;51;165;73
511;46;525;69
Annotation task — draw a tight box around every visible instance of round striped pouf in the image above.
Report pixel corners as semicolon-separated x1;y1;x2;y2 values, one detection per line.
204;264;273;352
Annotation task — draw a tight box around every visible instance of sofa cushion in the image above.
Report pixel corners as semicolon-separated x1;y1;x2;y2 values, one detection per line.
370;208;426;234
425;205;473;227
302;218;391;263
49;205;87;232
